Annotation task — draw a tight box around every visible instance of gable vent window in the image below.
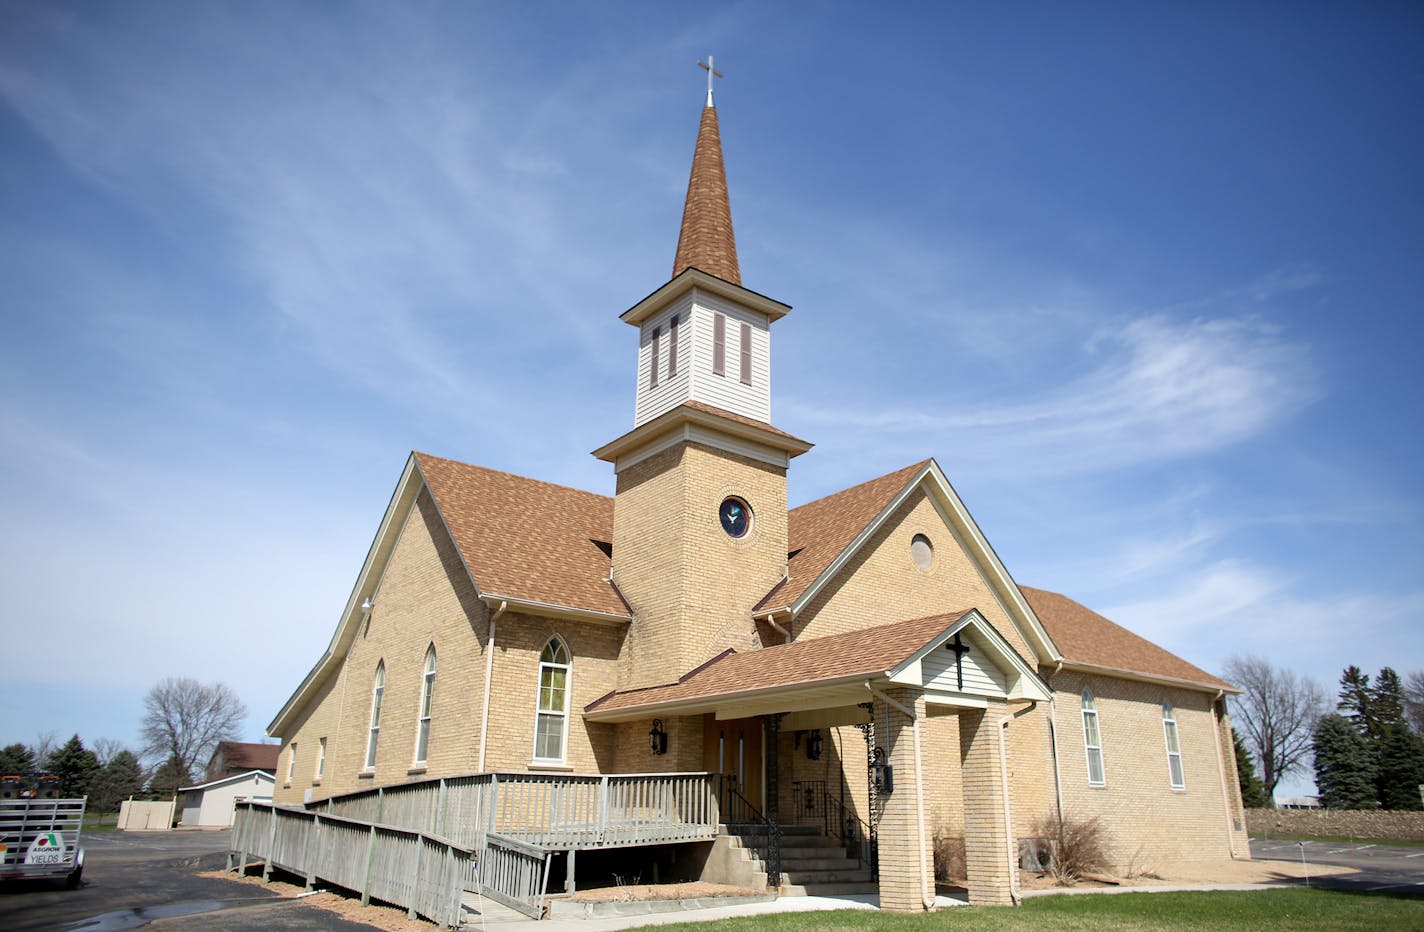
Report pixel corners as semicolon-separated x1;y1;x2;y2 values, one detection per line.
910;533;934;570
668;314;679;377
1081;689;1105;786
739;321;752;384
1163;701;1185;789
534;637;571;763
713;313;726;376
650;325;661;389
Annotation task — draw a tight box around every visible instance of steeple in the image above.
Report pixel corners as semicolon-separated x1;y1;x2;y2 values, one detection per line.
673;59;740;285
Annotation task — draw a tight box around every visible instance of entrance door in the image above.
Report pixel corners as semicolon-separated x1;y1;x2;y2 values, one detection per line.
703;715;764;818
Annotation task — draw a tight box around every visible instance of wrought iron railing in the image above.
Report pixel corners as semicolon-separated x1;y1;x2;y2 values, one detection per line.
791;780;876;878
715;774;781;887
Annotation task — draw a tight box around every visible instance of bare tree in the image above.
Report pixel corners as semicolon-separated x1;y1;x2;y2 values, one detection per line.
1223;655;1327;802
32;731;59;768
140;677;247;784
90;737;127;768
1404;670;1424;735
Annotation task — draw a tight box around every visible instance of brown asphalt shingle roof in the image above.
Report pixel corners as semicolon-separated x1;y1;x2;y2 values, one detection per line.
209;741;279;775
1020;586;1234;692
587;611;972;715
757;460;930;611
673;106;740;284
414;452;628;617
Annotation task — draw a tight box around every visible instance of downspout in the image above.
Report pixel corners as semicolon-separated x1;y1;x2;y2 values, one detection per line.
865;682;935;911
756;609;792;643
477;600;507;772
1210;689;1237;858
999;702;1036;907
1046;665;1066;823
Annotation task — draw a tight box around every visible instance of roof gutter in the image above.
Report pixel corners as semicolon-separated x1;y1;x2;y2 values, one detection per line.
1055;659;1239;696
587;669;891;723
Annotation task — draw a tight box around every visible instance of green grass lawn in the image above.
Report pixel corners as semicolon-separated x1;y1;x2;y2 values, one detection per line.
644;889;1424;931
81;812;122;832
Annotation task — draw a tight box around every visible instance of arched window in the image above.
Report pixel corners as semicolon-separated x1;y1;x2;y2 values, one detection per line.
1163;701;1185;788
365;661;385;770
414;645;437;765
534;637;571;763
1081;689;1105;786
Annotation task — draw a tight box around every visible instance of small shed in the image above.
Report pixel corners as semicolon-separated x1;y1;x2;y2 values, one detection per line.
178;769;275;827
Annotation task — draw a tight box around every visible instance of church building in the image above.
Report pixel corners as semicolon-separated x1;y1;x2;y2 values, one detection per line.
267;73;1249;909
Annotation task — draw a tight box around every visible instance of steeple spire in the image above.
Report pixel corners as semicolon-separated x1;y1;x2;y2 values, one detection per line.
673;58;740;285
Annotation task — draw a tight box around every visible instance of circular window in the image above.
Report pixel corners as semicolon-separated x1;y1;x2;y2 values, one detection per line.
910;533;934;570
719;498;752;538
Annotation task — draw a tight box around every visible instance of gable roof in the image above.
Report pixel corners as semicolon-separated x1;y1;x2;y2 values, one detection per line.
586;611;975;721
414;452;627;617
1020;585;1236;694
758;460;930;611
208;741;279;775
180;769;275;794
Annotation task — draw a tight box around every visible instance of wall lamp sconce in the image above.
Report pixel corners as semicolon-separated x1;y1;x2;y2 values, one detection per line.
805;728;823;761
649;719;668;756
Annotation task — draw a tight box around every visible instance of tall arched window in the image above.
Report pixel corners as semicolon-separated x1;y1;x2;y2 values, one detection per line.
534;637;571;763
365;661;385;770
1081;689;1105;786
1163;701;1185;788
414;645;437;765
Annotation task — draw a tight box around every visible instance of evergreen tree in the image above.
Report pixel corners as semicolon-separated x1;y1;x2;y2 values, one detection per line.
148;754;190;797
1378;729;1424;811
1313;713;1378;809
1373;668;1408;732
46;734;100;797
1233;729;1269;808
88;750;144;815
0;742;36;774
1339;665;1377;737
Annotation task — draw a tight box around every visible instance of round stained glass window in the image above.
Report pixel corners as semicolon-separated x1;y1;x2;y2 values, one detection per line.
719;498;751;538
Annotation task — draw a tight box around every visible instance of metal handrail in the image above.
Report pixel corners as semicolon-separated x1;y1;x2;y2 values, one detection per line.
716;774;781;887
792;780;876;878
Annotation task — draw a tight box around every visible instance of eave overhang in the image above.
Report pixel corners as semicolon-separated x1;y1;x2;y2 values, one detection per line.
592;402;812;465
1054;659;1241;696
620;267;791;327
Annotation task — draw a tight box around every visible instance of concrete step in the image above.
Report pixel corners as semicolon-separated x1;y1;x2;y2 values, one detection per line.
779;855;861;871
782;884;879;898
781;868;874;884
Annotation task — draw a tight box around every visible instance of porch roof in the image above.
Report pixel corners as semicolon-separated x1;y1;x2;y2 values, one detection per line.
584;609;1050;723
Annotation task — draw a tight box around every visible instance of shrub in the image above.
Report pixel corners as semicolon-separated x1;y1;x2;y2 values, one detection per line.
932;829;966;882
1031;813;1109;885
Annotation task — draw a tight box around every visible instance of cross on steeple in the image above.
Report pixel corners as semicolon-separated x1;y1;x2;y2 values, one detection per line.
698;56;724;108
946;633;971;691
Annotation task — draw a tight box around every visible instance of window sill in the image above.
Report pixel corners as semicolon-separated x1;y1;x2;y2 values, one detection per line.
283;782;292;789
407;767;428;776
528;761;573;772
311;779;321;787
358;771;375;780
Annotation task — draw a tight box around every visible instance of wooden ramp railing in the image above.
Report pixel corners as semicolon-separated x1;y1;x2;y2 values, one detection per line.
230;801;475;927
312;770;721;851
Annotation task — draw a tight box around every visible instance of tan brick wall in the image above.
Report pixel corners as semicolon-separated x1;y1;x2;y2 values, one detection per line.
1046;671;1239;871
875;689;935;910
960;701;1017;904
612;441;788;688
795;489;1036;662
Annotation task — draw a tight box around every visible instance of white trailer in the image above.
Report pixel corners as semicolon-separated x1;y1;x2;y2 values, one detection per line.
0;795;86;888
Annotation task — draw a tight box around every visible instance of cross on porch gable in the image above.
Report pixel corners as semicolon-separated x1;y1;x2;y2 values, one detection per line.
946;632;970;690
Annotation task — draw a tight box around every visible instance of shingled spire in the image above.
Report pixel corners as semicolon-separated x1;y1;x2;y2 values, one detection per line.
672;69;740;285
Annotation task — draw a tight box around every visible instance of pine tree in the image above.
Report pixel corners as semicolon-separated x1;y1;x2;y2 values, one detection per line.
1313;713;1378;809
148;754;191;797
0;742;36;774
45;735;100;797
1378;729;1424;811
1233;729;1269;808
87;750;144;815
1339;666;1377;737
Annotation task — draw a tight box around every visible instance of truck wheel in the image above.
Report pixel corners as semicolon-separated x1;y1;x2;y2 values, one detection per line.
66;865;83;889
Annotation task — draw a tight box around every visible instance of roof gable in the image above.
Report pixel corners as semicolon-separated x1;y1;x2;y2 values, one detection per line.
1021;585;1235;693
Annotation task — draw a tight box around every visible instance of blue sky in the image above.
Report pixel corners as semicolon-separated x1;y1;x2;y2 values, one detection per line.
1;2;1420;796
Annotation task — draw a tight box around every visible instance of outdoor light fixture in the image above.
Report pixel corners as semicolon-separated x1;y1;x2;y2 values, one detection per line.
361;596;374;612
649;719;667;756
805;729;823;761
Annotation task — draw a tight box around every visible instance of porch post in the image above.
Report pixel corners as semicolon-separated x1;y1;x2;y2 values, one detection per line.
873;687;932;911
960;699;1016;905
761;713;785;888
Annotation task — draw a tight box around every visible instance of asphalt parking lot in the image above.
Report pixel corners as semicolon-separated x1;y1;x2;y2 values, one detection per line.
0;828;377;930
1251;836;1424;896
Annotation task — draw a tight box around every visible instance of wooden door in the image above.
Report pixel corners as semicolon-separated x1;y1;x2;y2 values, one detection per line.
703;714;764;815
